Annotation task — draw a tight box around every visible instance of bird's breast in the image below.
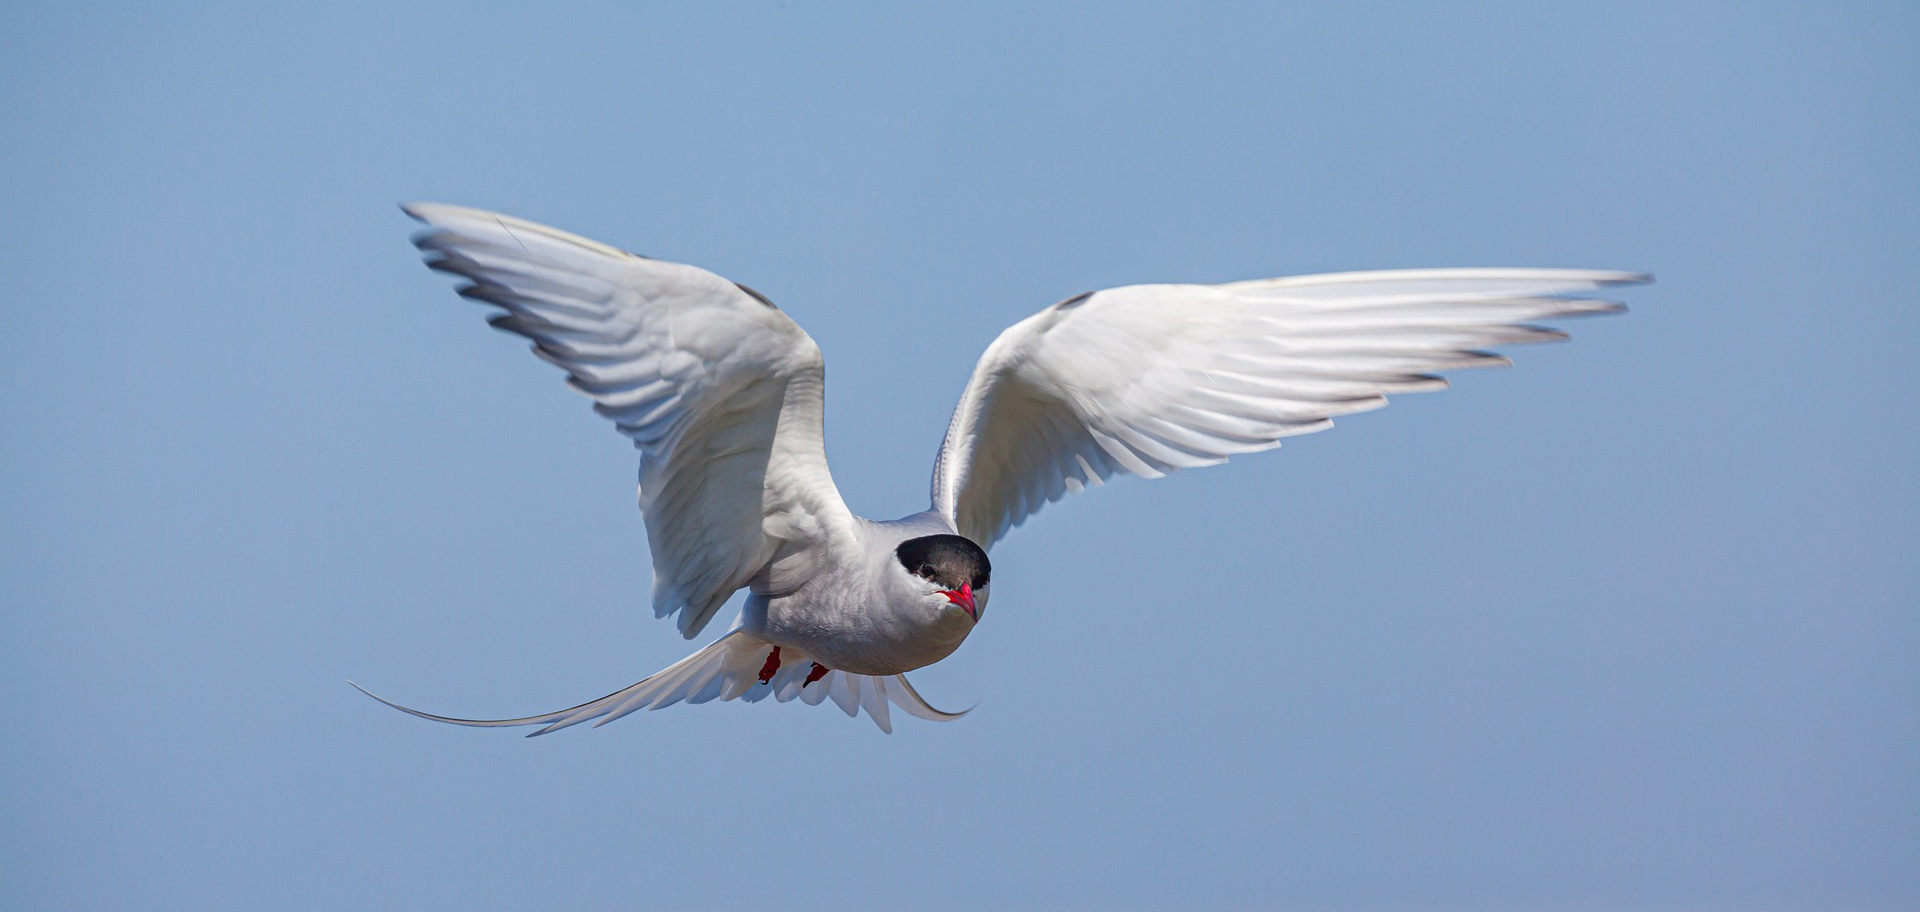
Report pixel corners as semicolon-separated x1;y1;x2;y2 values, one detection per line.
747;587;974;676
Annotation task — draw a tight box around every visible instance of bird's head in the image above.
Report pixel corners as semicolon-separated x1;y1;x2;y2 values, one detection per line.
894;534;991;623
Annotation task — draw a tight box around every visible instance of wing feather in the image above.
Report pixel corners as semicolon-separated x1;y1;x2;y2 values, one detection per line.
405;203;853;638
933;268;1646;548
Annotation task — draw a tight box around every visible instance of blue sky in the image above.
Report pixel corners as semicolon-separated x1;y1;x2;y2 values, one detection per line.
3;3;1915;910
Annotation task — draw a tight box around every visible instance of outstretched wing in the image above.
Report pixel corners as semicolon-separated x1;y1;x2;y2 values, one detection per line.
932;268;1647;548
406;203;853;638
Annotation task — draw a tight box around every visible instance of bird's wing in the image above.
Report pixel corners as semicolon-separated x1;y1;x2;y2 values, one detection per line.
931;268;1646;548
406;203;853;638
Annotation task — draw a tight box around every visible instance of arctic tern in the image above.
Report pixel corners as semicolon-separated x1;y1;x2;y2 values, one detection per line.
354;203;1644;733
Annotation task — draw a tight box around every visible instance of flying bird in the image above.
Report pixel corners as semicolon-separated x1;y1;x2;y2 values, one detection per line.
354;203;1645;734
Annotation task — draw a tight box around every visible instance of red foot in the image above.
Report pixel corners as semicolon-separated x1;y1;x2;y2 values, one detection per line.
757;646;782;685
803;662;829;687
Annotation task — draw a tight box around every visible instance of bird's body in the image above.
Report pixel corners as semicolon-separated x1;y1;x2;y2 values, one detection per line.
746;511;975;676
354;203;1646;733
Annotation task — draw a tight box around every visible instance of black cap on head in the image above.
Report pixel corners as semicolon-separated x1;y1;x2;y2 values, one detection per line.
895;534;990;591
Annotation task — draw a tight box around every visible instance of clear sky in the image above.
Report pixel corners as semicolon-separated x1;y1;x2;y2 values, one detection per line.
3;3;1915;910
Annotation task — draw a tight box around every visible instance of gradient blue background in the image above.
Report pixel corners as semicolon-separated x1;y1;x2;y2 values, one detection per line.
4;3;1914;910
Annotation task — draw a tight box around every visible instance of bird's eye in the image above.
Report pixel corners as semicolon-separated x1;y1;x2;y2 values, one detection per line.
917;564;935;579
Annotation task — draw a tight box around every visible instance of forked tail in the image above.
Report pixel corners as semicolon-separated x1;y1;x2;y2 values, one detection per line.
350;630;967;734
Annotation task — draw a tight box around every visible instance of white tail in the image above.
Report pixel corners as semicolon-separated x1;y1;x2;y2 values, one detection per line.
351;630;967;734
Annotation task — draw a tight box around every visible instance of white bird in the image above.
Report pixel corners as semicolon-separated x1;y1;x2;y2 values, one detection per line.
354;203;1645;734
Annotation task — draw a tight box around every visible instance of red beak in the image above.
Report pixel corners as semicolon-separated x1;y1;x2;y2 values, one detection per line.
942;581;977;620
